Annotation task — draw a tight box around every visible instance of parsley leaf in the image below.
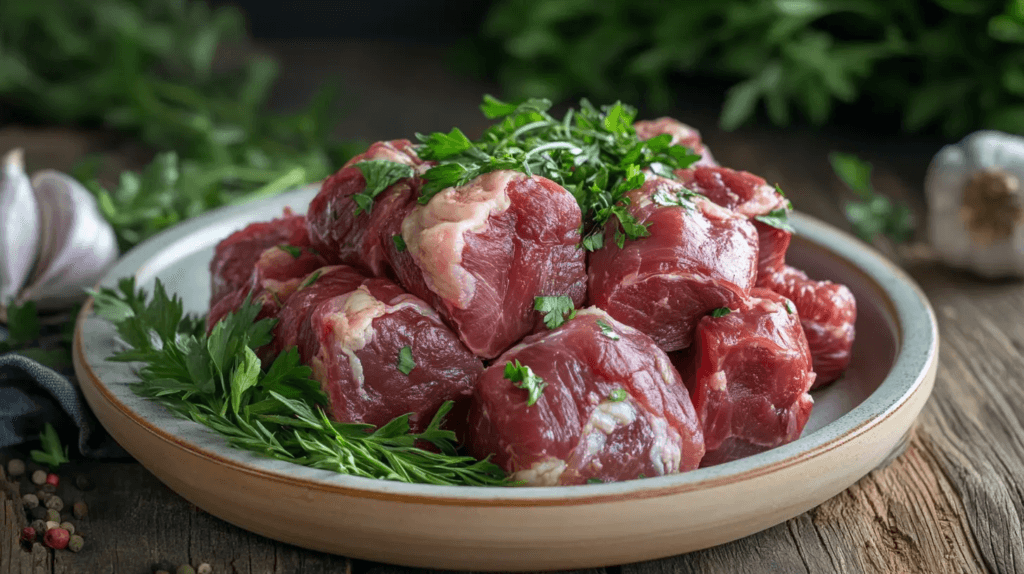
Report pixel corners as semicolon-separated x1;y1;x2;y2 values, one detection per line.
4;300;41;346
754;208;795;233
652;187;699;209
609;388;628;402
298;269;323;291
352;160;415;215
711;307;732;318
504;359;547;407
278;244;303;259
596;320;620;340
534;296;577;329
397;345;416;375
392;234;407;252
586;478;605;484
829;152;914;243
29;423;69;470
785;301;795;314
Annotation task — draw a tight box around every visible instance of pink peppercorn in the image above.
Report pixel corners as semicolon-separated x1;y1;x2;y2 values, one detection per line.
20;527;35;543
44;527;69;550
45;473;59;488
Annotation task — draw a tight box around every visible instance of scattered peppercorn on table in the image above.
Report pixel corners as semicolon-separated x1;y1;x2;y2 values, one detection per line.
0;40;1020;574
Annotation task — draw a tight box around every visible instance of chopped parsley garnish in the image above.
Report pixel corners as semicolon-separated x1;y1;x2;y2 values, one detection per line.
596;320;620;340
586;478;605;484
711;307;732;318
534;296;577;329
397;345;416;375
392;234;407;252
785;301;795;315
352;159;415;215
277;244;302;259
91;278;508;486
504;360;547;407
608;388;628;402
416;96;700;250
652;187;699;210
755;207;795;233
298;269;322;290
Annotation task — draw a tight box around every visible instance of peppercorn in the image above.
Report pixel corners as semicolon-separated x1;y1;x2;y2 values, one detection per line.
73;501;88;519
45;473;58;487
153;560;176;573
20;527;35;544
45;508;60;523
30;519;46;536
36;489;51;502
22;493;39;509
31;470;47;485
42;483;57;494
74;474;94;491
176;566;196;574
7;459;26;477
68;534;84;553
29;505;47;521
45;496;63;512
60;521;75;535
44;527;69;550
197;565;212;574
45;520;60;532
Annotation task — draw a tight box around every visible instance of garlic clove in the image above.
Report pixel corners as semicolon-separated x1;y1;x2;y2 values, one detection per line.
0;149;40;307
19;170;119;310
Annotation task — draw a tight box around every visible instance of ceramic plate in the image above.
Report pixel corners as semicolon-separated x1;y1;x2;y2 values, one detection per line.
73;184;938;571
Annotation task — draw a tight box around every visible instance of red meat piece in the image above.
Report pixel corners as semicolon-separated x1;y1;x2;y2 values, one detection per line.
467;308;704;485
297;277;483;433
758;265;856;388
634;117;717;167
267;265;369;360
676;166;791;280
306;140;424;276
208;211;310;306
588;175;758;352
390;170;586;359
673;288;815;466
206;244;326;331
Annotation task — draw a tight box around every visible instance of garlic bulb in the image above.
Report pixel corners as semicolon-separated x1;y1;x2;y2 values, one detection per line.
925;130;1024;278
0;149;40;305
0;149;120;315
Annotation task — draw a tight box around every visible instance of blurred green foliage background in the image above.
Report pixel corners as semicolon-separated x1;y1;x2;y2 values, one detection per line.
475;0;1024;136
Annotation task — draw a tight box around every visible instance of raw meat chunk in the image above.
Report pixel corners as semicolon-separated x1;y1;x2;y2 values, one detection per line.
634;117;717;166
758;265;856;387
306;140;424;276
209;211;310;306
392;170;586;359
297;277;483;433
588;175;758;352
467;308;704;485
206;244;326;331
267;265;369;359
673;288;815;466
676;166;791;279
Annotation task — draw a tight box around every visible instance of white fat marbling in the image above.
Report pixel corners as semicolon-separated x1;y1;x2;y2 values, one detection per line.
513;457;567;486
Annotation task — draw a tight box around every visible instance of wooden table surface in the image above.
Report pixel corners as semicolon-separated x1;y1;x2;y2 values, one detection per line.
1;40;1020;574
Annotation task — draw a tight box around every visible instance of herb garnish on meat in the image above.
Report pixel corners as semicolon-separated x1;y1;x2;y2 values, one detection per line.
534;296;577;329
416;96;701;249
92;278;508;486
504;360;547;407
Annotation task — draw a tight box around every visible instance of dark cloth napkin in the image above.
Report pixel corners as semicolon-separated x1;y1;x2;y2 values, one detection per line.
0;324;126;457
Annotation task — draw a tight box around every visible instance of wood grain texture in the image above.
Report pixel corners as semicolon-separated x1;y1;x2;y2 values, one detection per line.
0;38;1019;574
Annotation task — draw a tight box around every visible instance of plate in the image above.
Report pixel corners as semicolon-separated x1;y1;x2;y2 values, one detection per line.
73;184;938;571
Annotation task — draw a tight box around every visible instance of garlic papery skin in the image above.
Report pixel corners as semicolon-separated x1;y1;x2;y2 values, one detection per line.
0;149;40;307
926;130;1024;278
18;170;119;310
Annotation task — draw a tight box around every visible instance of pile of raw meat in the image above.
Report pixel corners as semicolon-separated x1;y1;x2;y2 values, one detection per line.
207;119;857;486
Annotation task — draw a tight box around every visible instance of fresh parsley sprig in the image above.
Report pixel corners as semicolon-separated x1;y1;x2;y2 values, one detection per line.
829;152;913;243
415;96;700;249
504;359;547;407
29;422;70;470
91;278;508;486
534;296;576;329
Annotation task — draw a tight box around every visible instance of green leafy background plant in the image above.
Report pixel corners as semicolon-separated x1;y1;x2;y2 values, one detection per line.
477;0;1024;136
